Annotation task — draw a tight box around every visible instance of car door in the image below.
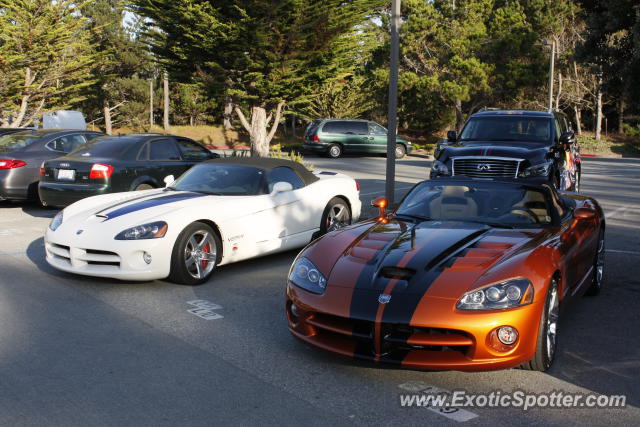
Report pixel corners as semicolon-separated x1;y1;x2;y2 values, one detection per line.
148;138;187;181
343;121;370;153
368;122;389;153
263;167;309;238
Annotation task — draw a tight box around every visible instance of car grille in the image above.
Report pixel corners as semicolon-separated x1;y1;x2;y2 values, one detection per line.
451;157;522;178
47;244;121;269
306;312;473;357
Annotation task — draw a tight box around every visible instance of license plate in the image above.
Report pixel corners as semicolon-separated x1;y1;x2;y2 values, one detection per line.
57;169;75;181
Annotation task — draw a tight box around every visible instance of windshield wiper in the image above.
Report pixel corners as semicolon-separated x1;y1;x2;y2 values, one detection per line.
394;213;433;222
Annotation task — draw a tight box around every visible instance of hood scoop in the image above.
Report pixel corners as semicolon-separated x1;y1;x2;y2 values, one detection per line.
378;266;416;280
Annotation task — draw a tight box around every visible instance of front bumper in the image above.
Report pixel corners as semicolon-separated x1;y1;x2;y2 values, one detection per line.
45;228;172;281
39;181;110;207
286;285;543;371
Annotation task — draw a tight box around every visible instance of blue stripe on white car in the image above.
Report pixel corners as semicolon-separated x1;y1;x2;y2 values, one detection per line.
102;192;207;221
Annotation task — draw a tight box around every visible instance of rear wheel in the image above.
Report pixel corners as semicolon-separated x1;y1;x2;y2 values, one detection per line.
327;144;342;158
395;144;406;159
521;278;559;371
134;183;154;191
320;197;352;235
585;229;605;296
168;222;221;285
574;170;581;192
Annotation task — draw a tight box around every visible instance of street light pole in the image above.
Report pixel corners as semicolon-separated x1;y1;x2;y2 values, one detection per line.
386;0;401;205
547;40;555;111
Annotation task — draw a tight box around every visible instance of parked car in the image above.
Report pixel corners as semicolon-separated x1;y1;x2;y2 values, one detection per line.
44;157;362;285
0;128;30;136
0;129;104;202
303;119;412;159
431;110;581;191
286;177;604;372
39;133;219;207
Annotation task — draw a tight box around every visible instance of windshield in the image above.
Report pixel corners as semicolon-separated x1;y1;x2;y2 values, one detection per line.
397;182;552;226
171;163;266;196
0;133;41;151
70;138;134;158
459;116;552;143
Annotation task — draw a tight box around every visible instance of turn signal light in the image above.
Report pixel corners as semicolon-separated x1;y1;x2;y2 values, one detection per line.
89;163;114;179
0;159;27;169
40;161;45;176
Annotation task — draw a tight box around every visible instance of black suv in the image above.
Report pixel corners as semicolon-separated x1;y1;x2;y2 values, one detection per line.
431;110;581;191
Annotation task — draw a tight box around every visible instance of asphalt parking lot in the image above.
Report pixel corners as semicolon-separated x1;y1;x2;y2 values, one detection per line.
0;155;638;426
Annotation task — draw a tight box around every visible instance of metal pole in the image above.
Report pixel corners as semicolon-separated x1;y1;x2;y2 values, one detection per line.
386;0;400;205
149;79;154;127
548;40;555;111
163;70;170;131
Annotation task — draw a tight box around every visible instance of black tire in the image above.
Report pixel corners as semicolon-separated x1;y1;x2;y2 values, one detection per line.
395;144;406;159
134;183;155;191
319;197;352;235
521;278;559;371
168;222;221;285
585;229;605;296
574;170;581;193
327;144;342;158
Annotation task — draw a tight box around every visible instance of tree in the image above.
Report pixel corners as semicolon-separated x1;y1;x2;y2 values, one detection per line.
132;0;386;156
0;0;96;127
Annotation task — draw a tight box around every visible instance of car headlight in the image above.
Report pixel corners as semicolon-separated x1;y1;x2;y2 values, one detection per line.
457;278;534;310
519;161;553;177
289;257;327;295
431;160;450;176
115;221;168;240
49;210;64;231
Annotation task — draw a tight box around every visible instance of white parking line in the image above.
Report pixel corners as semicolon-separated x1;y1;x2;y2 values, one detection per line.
606;249;640;256
399;381;478;422
605;206;629;219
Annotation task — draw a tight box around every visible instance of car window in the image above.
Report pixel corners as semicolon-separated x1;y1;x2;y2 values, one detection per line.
267;167;304;192
0;133;41;151
305;120;322;138
172;164;266;195
149;139;180;161
554;119;562;143
84;133;102;142
369;122;387;135
48;134;86;153
70;138;135;158
322;121;346;134
347;121;368;135
176;138;210;161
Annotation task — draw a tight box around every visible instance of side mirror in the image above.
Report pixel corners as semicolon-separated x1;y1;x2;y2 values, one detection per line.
573;207;595;220
163;175;175;187
559;131;574;145
447;130;457;142
371;196;388;219
272;181;293;195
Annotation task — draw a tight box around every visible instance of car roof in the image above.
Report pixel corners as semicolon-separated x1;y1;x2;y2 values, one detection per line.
470;110;554;118
204;157;319;186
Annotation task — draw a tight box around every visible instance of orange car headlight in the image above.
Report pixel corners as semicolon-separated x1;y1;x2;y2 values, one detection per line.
457;278;534;310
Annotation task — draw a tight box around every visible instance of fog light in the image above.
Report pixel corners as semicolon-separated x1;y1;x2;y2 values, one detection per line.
497;326;518;345
143;252;152;264
290;303;300;318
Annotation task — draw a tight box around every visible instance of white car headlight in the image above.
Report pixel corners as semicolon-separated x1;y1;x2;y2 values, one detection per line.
115;221;168;240
519;161;553;177
289;257;327;294
457;278;534;310
49;211;64;231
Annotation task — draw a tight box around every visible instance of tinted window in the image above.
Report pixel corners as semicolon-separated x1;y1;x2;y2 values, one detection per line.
176;139;210;161
267;167;304;192
305;120;322;137
149;139;180;160
322;121;345;134
48;134;86;153
460;117;552;143
322;121;368;135
0;133;41;151
172;164;265;195
346;121;368;134
84;133;102;141
369;122;387;135
70;138;135;158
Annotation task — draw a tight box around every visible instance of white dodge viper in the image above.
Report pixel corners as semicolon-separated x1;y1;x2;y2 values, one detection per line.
44;157;361;284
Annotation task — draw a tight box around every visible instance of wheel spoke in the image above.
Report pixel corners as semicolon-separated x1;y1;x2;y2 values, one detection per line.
185;256;196;267
188;236;198;250
202;252;216;262
194;260;202;279
197;233;210;249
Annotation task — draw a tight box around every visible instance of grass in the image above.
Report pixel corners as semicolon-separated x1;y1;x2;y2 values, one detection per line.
578;132;640;157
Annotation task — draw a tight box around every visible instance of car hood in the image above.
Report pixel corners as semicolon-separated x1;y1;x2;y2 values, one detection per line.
439;141;552;165
303;218;546;310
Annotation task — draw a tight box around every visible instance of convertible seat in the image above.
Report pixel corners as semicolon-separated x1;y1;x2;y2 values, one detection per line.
429;186;478;218
514;191;549;223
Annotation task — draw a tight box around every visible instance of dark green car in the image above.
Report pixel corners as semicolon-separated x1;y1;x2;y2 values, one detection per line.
303;119;412;158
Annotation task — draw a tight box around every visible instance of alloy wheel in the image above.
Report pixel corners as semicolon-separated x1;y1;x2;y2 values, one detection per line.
184;230;217;280
326;202;351;232
546;283;559;361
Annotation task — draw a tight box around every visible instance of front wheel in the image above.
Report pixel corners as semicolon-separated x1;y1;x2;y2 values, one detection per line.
168;222;221;285
320;197;352;235
327;144;342;158
521;278;559;371
585;229;605;296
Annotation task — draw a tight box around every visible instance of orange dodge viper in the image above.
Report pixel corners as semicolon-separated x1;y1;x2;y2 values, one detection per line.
286;178;605;372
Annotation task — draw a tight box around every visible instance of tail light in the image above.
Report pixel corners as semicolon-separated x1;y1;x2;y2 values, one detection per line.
0;159;27;170
89;163;114;179
355;180;360;192
40;161;45;176
313;135;320;143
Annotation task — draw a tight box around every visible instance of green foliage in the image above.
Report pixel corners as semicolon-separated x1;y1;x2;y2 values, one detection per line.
0;0;97;127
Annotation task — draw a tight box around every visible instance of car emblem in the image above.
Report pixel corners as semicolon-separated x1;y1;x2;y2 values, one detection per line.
378;294;391;304
477;163;491;171
60;163;70;168
76;230;83;235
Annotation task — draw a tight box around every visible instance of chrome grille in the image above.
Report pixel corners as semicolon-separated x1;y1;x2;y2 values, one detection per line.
451;157;522;178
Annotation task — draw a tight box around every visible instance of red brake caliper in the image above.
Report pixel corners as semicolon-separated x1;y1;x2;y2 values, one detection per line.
202;244;210;267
